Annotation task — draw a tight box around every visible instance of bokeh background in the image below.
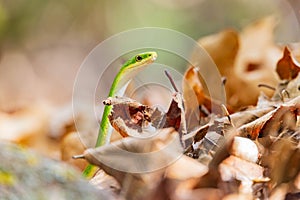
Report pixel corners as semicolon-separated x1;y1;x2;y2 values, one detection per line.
0;0;299;111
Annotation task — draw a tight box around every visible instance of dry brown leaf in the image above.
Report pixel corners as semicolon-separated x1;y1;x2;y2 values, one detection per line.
76;128;182;199
163;92;187;135
106;97;154;137
238;102;298;140
182;106;273;159
149;91;187;147
183;66;205;106
229;106;274;128
196;29;239;76
106;94;187;142
276;47;300;80
183;66;230;120
163;94;182;131
196;29;243;110
261;138;300;187
234;16;281;101
77;128;181;182
194;17;282;110
182;66;205;125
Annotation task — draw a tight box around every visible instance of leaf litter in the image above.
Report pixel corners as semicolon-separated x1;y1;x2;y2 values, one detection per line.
71;17;300;200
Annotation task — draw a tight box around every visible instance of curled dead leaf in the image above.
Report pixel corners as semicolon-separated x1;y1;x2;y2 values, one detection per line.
276;47;300;80
106;97;154;137
238;97;299;140
183;66;230;122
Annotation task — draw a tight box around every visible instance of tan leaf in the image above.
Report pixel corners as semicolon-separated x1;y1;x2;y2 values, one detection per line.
77;128;181;183
229;136;259;163
76;128;182;199
218;155;266;194
194;17;281;110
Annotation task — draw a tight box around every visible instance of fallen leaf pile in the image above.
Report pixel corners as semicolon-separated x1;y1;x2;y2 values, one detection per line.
74;18;300;200
1;17;300;200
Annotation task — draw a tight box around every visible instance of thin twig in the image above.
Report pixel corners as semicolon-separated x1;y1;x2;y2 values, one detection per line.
164;70;179;92
72;154;85;159
221;104;233;127
258;84;276;91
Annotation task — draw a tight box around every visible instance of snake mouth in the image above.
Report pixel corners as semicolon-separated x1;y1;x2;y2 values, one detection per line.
151;52;158;61
139;52;157;66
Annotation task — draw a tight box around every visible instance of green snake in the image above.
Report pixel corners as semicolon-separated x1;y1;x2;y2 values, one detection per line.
83;52;158;177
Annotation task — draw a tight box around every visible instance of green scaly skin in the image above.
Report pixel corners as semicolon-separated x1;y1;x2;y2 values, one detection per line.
83;52;158;178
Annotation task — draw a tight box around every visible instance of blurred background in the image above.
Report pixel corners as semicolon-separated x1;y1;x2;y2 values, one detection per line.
0;0;299;110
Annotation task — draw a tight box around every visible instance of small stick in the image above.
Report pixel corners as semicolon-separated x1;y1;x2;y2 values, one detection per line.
164;70;179;92
258;83;290;102
72;154;85;159
221;104;233;127
258;84;276;91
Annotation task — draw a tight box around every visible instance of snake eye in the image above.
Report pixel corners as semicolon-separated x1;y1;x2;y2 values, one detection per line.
135;55;143;62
